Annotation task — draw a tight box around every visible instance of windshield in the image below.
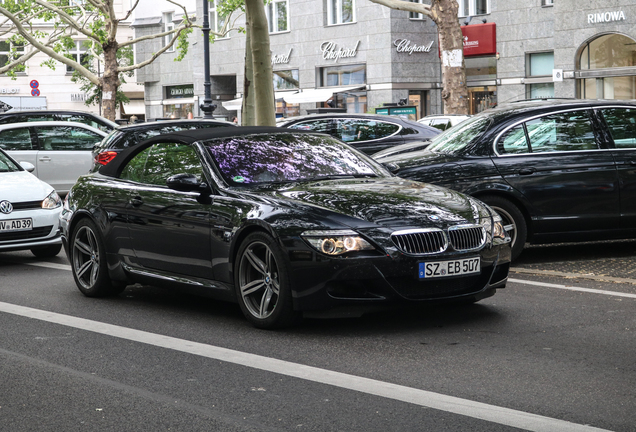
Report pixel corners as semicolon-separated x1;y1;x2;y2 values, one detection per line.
205;133;386;185
426;115;492;154
0;150;20;172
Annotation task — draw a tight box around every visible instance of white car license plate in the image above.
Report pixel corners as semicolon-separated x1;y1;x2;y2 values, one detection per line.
419;257;480;279
0;218;33;232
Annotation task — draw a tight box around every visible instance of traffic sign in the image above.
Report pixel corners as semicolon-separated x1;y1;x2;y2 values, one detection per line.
31;88;40;97
30;80;39;88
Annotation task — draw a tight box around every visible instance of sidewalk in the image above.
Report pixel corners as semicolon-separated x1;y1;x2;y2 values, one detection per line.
510;239;636;285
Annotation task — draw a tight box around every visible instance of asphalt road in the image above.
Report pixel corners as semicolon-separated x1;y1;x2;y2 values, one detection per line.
0;244;634;432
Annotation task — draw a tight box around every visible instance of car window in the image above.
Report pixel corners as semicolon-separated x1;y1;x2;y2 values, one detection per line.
525;111;597;153
0;150;20;172
498;124;529;154
120;142;202;186
58;114;111;132
599;108;636;149
36;126;103;151
427;115;492;155
335;119;400;143
205;133;383;185
429;118;451;131
286;120;332;134
0;127;33;150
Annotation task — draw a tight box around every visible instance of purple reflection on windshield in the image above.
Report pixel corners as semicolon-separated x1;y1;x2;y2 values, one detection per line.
206;133;379;185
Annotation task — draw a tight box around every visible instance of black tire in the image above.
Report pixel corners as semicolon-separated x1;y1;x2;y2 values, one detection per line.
30;244;62;258
70;218;125;297
480;195;527;261
234;232;299;329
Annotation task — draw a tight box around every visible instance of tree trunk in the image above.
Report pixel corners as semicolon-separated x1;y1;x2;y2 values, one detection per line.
245;0;275;126
241;5;256;126
432;0;468;115
101;41;121;121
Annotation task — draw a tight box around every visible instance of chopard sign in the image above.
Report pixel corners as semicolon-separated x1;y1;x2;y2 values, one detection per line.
321;41;360;62
394;39;434;55
272;48;292;65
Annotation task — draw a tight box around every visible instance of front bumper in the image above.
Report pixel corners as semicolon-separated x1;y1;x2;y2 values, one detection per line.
0;208;62;252
286;239;511;312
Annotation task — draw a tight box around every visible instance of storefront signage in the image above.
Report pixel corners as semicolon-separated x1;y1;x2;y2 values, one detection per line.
394;39;434;55
321;41;360;63
461;22;497;57
0;88;19;94
588;10;626;24
71;93;86;102
272;48;293;65
166;84;194;98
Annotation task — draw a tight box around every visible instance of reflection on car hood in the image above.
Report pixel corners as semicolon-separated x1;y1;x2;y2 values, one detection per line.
0;171;52;202
374;148;458;168
269;177;485;229
371;140;431;159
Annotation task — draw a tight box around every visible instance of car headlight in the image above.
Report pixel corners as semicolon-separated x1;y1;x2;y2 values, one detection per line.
301;230;375;256
42;191;62;209
492;214;507;240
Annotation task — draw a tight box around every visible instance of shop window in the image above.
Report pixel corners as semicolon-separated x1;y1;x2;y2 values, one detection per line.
541;0;554;6
163;12;175;52
458;0;489;17
577;34;636;100
267;0;289;33
408;0;425;20
66;41;91;73
328;0;355;25
273;70;299;90
318;64;366;87
465;56;496;82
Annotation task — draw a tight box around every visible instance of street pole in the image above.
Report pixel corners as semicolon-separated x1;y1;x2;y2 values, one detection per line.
200;0;216;119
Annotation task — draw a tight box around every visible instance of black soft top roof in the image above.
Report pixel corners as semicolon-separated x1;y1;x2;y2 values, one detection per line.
98;126;316;177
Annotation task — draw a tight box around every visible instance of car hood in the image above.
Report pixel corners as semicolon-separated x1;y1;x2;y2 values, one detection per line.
263;176;487;229
0;171;52;202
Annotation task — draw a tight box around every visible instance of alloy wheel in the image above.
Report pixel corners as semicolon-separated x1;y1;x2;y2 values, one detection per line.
73;225;100;290
238;240;281;319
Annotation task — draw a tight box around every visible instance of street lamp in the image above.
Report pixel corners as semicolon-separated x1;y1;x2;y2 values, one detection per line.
200;0;216;119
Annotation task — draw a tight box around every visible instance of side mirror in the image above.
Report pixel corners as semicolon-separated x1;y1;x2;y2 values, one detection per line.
166;173;206;192
383;162;400;174
19;161;35;172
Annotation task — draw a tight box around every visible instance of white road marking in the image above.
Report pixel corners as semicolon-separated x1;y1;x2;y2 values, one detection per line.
0;301;610;432
509;278;636;299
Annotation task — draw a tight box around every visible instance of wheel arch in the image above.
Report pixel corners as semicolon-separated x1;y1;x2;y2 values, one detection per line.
471;190;535;242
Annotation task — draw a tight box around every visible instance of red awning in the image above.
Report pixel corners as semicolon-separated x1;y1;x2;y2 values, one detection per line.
461;22;497;57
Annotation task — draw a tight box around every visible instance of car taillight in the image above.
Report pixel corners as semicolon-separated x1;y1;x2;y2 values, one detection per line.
96;151;118;166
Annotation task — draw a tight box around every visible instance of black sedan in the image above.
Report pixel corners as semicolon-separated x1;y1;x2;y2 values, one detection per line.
60;127;510;329
374;99;636;260
279;113;439;155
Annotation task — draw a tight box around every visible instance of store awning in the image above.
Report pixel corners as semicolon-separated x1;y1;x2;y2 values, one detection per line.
282;85;365;104
122;100;146;115
221;91;299;111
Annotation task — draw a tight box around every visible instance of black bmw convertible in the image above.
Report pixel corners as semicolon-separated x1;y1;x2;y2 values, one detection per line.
60;127;511;329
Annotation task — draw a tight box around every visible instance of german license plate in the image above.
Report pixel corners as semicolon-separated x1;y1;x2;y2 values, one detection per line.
0;218;33;232
419;257;480;279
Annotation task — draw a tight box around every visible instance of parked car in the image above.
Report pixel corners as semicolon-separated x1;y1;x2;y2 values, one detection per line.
0;148;62;257
418;114;471;131
0;121;108;194
61;127;510;329
374;99;636;260
0;110;117;133
278;113;440;155
92;119;235;168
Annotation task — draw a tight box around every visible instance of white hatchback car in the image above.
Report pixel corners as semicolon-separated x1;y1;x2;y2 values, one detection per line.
418;114;471;131
0;121;107;194
0;149;63;257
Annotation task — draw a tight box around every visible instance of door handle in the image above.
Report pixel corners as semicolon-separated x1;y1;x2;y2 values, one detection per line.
130;197;143;207
518;168;535;175
38;156;51;162
630;161;636;166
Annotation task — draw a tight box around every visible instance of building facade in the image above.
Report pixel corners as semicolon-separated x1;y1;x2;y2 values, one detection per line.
0;0;142;119
134;0;636;121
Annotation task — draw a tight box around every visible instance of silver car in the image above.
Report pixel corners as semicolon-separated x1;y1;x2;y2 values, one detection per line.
0;149;62;257
0;121;107;194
